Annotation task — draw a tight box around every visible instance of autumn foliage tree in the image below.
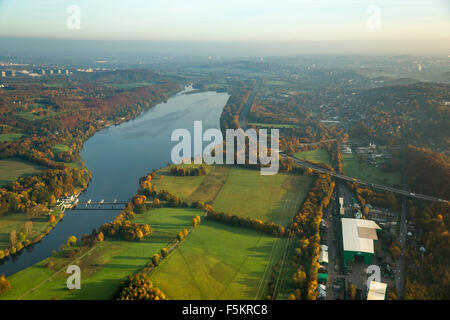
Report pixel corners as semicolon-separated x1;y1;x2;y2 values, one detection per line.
287;174;334;300
117;275;166;300
0;274;11;295
97;231;104;242
192;216;201;228
66;235;77;247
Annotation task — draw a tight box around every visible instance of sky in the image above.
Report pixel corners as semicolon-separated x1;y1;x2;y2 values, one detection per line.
0;0;449;54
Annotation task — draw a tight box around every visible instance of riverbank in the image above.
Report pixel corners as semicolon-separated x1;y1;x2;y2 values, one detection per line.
0;91;179;266
0;88;229;277
0;207;201;300
0;206;65;260
0;84;185;265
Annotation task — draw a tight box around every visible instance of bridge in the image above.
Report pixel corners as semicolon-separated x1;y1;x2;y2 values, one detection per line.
282;153;449;203
59;199;129;210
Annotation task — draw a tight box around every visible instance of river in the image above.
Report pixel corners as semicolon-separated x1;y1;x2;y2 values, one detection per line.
0;88;230;277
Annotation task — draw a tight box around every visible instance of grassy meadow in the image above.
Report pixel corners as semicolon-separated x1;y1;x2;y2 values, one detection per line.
0;207;200;300
0;214;52;251
0;158;46;187
153;165;313;226
150;220;287;300
0;133;26;142
342;154;401;186
294;149;332;166
212;167;312;225
51;144;70;153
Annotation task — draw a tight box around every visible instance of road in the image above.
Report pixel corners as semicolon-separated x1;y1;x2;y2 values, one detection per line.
237;82;447;204
238;79;261;129
396;169;407;299
298;139;337;147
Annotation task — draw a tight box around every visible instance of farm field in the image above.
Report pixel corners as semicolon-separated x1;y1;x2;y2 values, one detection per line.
0;207;200;300
152;164;230;203
150;220;287;300
16;110;59;121
0;214;52;252
342;154;401;186
0;158;46;187
294;149;332;166
51;144;70;153
212;167;312;225
152;164;212;201
153;165;312;226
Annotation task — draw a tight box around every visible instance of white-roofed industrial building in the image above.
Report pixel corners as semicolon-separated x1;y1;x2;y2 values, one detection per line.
367;281;387;300
341;218;381;265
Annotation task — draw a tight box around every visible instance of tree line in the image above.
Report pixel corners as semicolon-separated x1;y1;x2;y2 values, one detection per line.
204;205;286;237
100;203;151;241
280;174;334;300
404;200;449;299
169;165;207;176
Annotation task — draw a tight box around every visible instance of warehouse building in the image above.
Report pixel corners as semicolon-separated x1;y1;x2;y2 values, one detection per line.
341;218;381;265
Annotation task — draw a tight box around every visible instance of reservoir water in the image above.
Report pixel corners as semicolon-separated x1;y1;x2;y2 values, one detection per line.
0;88;230;277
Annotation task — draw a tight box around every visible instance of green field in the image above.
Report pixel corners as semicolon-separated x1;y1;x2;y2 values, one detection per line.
17;111;59;121
150;220;287;300
152;164;220;202
51;144;70;153
213;167;312;225
294;149;332;166
0;213;53;251
342;153;401;186
0;133;25;142
248;122;299;128
153;165;313;226
65;162;82;169
0;207;200;300
0;158;46;187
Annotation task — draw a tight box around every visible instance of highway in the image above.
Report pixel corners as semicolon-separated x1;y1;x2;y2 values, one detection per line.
283;154;448;203
237;81;448;204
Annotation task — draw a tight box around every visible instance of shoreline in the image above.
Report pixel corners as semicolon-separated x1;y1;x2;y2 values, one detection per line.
0;85;185;265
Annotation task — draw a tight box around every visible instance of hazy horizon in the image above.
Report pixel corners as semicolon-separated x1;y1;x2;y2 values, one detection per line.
0;0;449;56
0;37;449;59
